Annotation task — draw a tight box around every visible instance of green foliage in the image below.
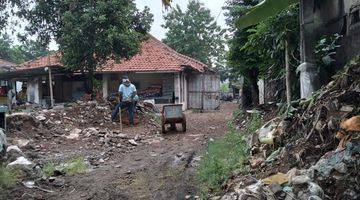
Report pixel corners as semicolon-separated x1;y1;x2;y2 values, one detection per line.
0;30;51;63
42;162;56;177
64;157;87;175
196;111;262;196
162;0;226;68
220;82;230;93
0;164;17;191
0;34;14;62
315;33;342;67
225;1;300;100
43;157;87;177
227;2;300;80
0;0;28;31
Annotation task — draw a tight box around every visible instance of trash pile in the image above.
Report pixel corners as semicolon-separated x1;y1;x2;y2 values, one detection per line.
215;59;360;200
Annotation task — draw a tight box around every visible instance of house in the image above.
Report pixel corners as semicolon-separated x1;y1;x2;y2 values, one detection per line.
0;59;16;72
0;36;220;110
0;59;16;86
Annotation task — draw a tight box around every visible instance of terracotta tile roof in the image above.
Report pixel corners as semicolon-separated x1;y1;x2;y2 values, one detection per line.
0;59;16;68
15;36;208;73
0;59;17;72
16;53;62;71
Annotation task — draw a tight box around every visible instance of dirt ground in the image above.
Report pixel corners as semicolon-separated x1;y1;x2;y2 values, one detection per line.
5;102;237;200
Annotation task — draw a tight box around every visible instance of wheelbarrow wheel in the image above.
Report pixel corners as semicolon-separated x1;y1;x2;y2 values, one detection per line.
182;115;186;132
162;124;166;134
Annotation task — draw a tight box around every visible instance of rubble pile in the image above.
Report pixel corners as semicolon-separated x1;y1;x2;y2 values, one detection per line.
6;100;161;138
4;101;163;165
216;59;360;200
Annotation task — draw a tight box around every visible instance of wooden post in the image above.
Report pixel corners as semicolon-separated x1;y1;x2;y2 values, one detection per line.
285;39;291;105
201;74;205;110
48;68;54;107
119;107;123;132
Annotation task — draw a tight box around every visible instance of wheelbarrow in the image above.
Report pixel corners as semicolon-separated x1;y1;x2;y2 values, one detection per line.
161;104;186;133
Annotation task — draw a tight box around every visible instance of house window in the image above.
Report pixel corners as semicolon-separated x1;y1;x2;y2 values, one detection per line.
350;9;360;25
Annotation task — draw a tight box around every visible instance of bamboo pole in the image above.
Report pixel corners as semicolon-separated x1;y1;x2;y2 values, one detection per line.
48;67;54;107
285;39;291;106
119;107;123;132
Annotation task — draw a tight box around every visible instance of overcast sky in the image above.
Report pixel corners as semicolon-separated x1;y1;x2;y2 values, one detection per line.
135;0;228;40
8;0;228;50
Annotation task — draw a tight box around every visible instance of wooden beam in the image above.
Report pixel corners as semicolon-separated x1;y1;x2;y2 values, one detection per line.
48;68;54;107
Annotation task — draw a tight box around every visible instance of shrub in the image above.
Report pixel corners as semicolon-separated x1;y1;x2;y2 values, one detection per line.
43;157;87;177
196;111;261;196
0;164;17;192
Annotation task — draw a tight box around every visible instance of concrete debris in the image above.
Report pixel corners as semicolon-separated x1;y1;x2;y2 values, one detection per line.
13;138;31;148
291;175;311;185
249;156;265;168
7;156;32;166
6;145;25;162
65;128;82;139
23;180;35;188
35;115;47;121
128;139;138;146
134;134;141;141
0;129;6;159
49;177;66;187
83;127;99;137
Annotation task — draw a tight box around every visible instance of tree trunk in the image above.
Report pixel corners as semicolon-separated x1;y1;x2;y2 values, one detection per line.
285;39;291;105
241;84;252;109
240;69;259;109
250;68;259;106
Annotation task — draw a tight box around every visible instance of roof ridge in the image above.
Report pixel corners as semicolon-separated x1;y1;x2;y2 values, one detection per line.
148;35;208;71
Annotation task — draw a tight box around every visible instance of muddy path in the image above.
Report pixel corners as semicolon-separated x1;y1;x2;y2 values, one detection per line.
6;103;237;200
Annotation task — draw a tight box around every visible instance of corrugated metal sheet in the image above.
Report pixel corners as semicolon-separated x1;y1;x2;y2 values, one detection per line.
188;73;220;110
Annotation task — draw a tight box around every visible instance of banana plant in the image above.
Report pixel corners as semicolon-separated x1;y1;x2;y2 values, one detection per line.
236;0;298;30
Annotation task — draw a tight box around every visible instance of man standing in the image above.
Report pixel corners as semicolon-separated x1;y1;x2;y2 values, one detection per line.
111;77;137;125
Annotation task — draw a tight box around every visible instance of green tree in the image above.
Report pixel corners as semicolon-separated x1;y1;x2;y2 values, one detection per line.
8;0;153;92
11;39;51;63
162;0;226;68
0;34;14;61
0;32;51;64
225;0;260;108
225;0;300;107
235;0;297;29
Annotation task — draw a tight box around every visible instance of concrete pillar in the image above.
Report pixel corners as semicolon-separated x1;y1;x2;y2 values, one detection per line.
298;0;319;99
27;78;42;104
174;73;181;104
179;72;188;110
102;74;110;99
297;62;319;99
257;79;265;104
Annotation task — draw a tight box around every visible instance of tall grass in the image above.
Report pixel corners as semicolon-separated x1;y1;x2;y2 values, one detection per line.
43;157;87;177
0;164;17;193
196;110;262;196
